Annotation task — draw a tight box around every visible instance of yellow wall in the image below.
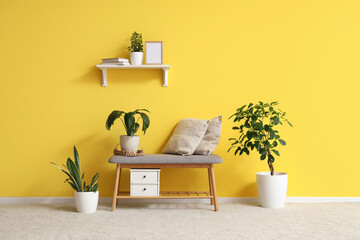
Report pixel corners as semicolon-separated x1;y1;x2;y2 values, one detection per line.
1;0;359;197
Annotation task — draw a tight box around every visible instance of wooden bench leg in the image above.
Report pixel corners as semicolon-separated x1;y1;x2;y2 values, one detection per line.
209;164;219;211
116;167;122;205
111;164;121;211
208;166;214;205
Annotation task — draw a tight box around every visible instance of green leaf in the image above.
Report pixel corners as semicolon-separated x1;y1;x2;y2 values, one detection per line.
66;158;82;192
248;103;253;108
279;139;286;146
272;149;280;156
105;111;124;130
236;105;246;112
253;122;263;130
68;181;78;191
73;146;80;173
90;172;99;188
259;148;267;155
124;112;135;136
270;131;276;139
246;131;252;140
227;146;234;152
243;147;250;155
138;112;150;134
260;154;266;160
268;154;275;162
263;140;270;146
134;123;140;134
273;141;278;147
232;127;239;130
264;125;270;132
287;120;293;127
235;147;241;155
50;162;81;192
274;117;280;125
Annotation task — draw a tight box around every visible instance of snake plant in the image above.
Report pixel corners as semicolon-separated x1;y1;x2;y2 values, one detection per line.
106;109;150;136
51;146;99;192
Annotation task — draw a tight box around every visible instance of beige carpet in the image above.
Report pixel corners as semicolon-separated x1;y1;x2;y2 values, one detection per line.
0;202;359;240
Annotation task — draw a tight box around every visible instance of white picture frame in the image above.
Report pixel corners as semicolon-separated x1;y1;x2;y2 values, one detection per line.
145;41;163;64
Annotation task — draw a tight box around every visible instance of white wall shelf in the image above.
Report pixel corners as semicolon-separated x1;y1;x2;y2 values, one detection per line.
96;64;170;87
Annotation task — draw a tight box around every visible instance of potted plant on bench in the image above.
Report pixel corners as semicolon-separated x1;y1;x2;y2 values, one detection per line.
228;101;292;208
106;109;150;154
51;146;99;213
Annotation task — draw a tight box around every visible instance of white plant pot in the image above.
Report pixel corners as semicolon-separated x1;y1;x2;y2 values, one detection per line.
130;52;143;65
74;191;99;213
120;135;140;153
256;172;288;208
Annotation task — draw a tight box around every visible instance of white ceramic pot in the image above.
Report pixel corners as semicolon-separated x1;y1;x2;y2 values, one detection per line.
130;52;143;65
256;172;288;208
120;135;140;153
74;191;99;213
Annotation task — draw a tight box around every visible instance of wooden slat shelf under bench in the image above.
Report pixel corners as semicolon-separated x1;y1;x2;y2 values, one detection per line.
117;191;213;199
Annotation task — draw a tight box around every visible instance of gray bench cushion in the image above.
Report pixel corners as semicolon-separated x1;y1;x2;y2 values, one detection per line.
109;154;223;164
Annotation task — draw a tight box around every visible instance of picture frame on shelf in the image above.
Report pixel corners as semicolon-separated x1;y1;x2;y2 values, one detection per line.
145;41;163;64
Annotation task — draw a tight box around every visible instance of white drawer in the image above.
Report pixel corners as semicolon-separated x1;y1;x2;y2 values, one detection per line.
130;169;159;184
131;184;159;196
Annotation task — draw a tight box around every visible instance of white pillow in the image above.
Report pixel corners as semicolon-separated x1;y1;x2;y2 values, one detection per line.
162;118;209;156
194;116;222;155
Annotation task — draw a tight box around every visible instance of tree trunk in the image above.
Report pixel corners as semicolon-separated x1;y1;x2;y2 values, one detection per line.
268;160;274;176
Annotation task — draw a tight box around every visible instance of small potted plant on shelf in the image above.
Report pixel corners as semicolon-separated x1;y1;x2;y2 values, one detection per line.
128;31;144;65
106;109;150;154
51;146;99;213
228;101;292;208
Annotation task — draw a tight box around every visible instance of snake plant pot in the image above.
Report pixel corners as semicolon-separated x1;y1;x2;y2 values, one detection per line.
120;135;140;153
75;191;99;213
256;172;288;208
130;52;143;65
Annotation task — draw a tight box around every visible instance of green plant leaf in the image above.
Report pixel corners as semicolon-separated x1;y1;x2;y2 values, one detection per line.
274;117;280;125
232;127;239;130
73;146;80;173
259;148;267;155
253;122;263;130
264;125;270;132
246;131;252;140
272;149;280;156
260;154;266;160
243;147;250;155
268;154;275;162
66;158;82;192
134;123;140;134
89;172;99;188
235;147;241;155
138;111;150;134
273;140;278;147
124;112;135;136
105;111;124;130
279;139;286;146
270;131;276;139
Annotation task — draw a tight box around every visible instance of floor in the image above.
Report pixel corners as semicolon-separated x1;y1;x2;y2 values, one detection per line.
0;202;359;240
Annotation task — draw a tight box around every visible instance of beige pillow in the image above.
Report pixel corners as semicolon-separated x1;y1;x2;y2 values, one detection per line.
162;118;209;156
194;116;222;155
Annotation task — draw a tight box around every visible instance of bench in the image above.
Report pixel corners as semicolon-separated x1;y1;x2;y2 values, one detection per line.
109;154;223;211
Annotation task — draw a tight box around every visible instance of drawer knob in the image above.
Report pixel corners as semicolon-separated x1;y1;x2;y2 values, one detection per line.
143;175;146;178
143;188;146;191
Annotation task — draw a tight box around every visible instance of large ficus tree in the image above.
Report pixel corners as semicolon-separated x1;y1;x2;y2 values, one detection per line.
228;101;292;175
106;109;150;136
